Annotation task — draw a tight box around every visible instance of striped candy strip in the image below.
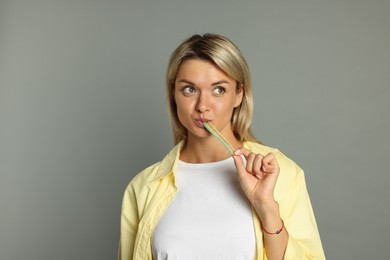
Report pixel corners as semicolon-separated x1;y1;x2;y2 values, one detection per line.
202;122;234;155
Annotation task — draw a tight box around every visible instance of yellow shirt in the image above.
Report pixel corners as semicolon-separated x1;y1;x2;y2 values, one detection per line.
119;141;325;260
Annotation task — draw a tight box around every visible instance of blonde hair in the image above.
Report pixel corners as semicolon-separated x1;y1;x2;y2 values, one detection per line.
166;33;258;144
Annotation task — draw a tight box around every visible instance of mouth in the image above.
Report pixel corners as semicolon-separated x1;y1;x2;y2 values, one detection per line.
195;119;205;128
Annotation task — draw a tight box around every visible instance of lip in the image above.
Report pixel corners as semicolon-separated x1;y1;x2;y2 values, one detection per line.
195;119;205;128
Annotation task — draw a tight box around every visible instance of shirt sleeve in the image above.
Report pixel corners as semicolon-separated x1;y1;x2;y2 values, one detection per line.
279;164;325;259
118;184;139;260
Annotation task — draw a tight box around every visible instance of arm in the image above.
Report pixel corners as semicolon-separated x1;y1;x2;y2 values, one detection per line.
118;184;139;260
233;148;325;259
233;149;288;259
279;166;325;259
255;200;289;259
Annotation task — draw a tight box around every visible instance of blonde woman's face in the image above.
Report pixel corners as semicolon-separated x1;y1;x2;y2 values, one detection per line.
174;59;243;139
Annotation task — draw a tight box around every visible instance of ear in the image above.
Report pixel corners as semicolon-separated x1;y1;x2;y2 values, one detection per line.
234;84;244;108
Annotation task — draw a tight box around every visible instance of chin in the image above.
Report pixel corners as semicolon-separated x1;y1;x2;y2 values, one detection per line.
186;127;209;139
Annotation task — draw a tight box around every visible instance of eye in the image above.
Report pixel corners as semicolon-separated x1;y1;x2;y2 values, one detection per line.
182;86;196;94
213;87;226;95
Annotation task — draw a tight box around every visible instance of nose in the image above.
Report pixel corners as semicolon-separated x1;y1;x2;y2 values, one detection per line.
195;93;209;113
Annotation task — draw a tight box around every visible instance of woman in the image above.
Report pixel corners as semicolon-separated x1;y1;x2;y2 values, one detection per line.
119;33;325;260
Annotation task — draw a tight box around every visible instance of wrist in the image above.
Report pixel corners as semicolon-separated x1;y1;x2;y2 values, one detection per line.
254;199;279;216
254;200;282;228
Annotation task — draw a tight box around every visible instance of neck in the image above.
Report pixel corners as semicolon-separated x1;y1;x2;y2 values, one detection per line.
180;132;242;163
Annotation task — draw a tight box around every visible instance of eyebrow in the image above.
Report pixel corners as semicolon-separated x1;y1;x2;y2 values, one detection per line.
177;79;230;86
211;80;229;86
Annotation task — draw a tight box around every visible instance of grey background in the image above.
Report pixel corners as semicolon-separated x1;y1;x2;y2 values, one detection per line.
1;0;389;259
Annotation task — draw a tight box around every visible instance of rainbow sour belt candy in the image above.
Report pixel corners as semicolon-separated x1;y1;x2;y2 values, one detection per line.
202;122;234;155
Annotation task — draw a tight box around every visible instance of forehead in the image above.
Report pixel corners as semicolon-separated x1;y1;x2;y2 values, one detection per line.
176;59;234;84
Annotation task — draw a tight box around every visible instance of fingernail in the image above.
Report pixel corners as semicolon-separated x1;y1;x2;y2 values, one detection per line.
233;149;240;156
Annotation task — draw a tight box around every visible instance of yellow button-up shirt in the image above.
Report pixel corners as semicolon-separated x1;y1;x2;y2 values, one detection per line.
119;141;325;259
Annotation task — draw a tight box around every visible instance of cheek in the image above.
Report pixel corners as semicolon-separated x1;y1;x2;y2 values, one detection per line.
215;98;236;114
176;97;192;111
175;97;195;120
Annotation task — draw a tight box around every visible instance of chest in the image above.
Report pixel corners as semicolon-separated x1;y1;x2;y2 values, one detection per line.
151;159;256;259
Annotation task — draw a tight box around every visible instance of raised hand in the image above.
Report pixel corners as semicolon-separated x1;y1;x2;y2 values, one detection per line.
232;148;280;207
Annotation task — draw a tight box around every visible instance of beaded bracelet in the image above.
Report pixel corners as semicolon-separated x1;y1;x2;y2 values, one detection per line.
262;220;284;235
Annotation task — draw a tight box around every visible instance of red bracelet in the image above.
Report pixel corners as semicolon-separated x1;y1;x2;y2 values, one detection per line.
262;220;284;235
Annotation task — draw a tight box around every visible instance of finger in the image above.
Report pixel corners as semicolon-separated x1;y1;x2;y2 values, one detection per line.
232;153;248;179
246;153;256;174
253;154;265;178
233;147;252;159
262;153;279;173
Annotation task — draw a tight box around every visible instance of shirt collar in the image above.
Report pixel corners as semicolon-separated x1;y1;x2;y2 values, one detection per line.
151;140;255;182
151;140;185;182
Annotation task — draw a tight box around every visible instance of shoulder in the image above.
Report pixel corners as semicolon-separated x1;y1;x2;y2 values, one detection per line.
244;141;280;156
129;161;161;184
121;159;173;217
124;142;182;194
244;141;299;170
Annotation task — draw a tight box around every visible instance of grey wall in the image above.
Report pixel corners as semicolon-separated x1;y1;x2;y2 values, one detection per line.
1;0;389;259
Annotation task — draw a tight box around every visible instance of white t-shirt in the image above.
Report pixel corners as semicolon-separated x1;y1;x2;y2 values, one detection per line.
152;157;256;260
